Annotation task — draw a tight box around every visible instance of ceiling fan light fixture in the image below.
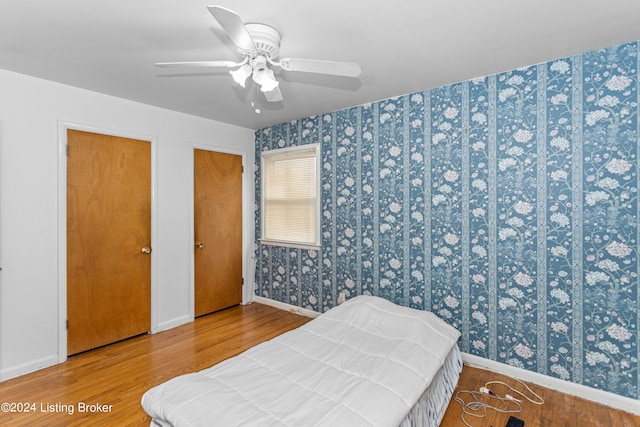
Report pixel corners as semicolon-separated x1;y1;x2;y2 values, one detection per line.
257;70;279;92
251;57;279;92
230;63;252;87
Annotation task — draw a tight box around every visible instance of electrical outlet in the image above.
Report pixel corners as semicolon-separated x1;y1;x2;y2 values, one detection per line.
337;292;346;304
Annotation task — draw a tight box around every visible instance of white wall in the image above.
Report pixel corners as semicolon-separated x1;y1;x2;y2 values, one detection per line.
0;69;256;379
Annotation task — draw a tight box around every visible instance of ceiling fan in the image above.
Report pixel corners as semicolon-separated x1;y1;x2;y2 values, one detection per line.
155;6;362;106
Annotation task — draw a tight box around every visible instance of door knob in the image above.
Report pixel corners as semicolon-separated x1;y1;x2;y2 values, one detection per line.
141;247;152;254
195;241;204;249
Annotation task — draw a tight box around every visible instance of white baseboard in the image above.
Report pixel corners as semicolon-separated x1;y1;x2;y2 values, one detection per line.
251;296;640;416
0;354;59;382
462;353;640;416
153;314;192;333
252;296;321;318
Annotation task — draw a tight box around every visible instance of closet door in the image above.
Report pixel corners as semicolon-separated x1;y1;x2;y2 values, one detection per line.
67;129;151;355
194;149;243;316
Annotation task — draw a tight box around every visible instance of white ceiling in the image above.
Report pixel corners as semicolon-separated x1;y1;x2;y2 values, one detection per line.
1;0;639;130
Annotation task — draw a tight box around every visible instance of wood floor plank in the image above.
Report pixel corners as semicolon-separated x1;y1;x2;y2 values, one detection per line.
1;303;638;426
442;365;640;427
0;303;310;426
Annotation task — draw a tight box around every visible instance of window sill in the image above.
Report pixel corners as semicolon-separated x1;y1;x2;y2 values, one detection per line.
259;239;321;251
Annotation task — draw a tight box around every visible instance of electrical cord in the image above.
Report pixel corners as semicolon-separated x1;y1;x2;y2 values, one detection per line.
454;378;544;427
483;379;544;406
454;390;522;427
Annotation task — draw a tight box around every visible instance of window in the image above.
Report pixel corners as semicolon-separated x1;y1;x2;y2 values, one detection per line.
261;144;320;248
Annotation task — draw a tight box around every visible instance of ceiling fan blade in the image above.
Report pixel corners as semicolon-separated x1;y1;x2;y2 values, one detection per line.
208;6;257;53
279;58;361;77
155;60;239;68
263;86;284;103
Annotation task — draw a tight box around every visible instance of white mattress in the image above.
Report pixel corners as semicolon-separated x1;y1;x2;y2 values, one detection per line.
142;295;461;427
401;344;462;427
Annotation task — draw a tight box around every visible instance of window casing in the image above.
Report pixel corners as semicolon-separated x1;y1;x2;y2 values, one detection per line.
260;144;320;249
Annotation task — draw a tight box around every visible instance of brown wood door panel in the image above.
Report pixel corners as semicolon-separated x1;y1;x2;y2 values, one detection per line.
67;129;151;355
194;149;243;317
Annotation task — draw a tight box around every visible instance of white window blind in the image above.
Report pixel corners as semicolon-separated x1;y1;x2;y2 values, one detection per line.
262;145;319;247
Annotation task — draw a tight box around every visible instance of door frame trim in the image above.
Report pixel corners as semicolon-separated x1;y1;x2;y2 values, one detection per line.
188;143;250;320
57;121;159;363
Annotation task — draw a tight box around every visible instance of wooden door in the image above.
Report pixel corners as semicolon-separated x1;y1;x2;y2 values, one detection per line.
67;129;151;355
194;149;243;317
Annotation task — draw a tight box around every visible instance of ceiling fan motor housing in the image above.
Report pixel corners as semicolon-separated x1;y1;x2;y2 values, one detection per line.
243;23;281;59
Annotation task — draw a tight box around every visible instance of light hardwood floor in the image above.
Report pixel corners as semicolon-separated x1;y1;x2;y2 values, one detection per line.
1;303;638;426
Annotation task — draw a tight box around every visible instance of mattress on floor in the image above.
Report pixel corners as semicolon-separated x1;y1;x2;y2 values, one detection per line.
142;295;461;427
400;344;462;427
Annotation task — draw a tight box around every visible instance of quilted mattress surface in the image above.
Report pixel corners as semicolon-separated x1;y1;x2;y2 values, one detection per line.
141;295;461;427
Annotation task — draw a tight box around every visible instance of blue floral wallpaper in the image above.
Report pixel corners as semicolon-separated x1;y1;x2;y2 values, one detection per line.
253;41;639;400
